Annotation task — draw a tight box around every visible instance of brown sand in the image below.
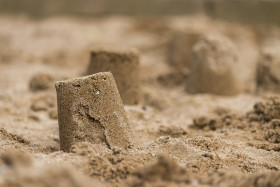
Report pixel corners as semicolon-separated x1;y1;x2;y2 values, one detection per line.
86;49;140;105
0;15;280;187
55;72;133;152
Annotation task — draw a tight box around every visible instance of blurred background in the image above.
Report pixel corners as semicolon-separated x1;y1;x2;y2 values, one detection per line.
0;0;280;25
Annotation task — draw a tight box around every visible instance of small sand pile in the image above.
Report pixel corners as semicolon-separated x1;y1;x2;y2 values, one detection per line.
248;97;280;122
29;73;54;92
55;72;133;152
247;97;280;143
257;48;280;93
186;35;240;95
86;49;140;105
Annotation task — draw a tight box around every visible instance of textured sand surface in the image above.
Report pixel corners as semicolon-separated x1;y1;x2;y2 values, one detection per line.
0;15;279;187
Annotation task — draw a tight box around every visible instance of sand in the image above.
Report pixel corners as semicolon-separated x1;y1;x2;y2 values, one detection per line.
29;73;54;92
0;15;280;187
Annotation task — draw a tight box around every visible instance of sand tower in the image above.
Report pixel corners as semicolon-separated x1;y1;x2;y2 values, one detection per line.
55;72;133;152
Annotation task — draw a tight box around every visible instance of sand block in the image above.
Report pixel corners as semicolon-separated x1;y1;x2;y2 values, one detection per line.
257;48;280;93
86;49;140;105
55;72;133;152
186;35;240;95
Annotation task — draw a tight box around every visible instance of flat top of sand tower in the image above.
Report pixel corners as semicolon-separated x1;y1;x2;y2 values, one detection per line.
55;72;112;88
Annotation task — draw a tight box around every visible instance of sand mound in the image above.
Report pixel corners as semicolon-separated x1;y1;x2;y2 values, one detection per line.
186;35;240;95
248;97;280;122
29;73;54;92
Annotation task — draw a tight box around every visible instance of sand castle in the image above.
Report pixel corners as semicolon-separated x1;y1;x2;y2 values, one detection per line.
86;49;140;105
55;72;133;152
257;48;280;93
186;35;240;95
